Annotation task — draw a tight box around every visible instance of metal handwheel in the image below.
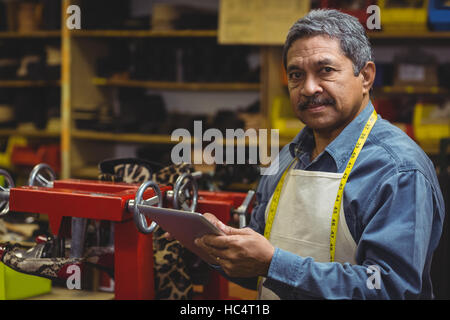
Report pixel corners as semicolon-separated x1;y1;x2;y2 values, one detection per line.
0;169;14;216
172;173;198;212
28;163;56;187
132;180;162;234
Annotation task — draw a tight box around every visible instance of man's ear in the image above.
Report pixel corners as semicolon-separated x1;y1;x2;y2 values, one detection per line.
360;61;376;95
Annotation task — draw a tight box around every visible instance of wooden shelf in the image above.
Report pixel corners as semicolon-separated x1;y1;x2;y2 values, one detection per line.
2;29;445;40
0;129;60;138
72;130;265;147
70;29;450;40
0;80;61;87
0;30;61;38
70;29;217;38
72;130;183;144
368;30;450;39
92;78;260;91
373;86;449;95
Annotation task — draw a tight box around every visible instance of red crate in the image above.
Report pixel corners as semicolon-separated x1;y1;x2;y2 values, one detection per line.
320;0;375;28
11;144;61;173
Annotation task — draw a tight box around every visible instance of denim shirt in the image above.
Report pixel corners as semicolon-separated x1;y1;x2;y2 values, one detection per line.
245;101;445;299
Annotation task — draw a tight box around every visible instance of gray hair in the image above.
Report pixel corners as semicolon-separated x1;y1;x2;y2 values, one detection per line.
282;9;373;76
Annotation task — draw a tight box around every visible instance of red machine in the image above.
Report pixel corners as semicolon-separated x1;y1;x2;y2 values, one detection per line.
196;189;255;299
1;164;255;300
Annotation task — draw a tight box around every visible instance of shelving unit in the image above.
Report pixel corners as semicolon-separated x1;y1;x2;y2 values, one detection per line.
0;2;62;181
64;25;450;177
59;0;263;179
0;0;447;180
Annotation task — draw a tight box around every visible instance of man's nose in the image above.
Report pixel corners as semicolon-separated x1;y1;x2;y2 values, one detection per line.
300;75;323;97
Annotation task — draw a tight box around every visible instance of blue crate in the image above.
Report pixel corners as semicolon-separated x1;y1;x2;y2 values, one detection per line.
429;0;450;31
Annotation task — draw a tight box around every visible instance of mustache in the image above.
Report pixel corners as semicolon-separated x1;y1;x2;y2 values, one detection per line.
297;95;336;110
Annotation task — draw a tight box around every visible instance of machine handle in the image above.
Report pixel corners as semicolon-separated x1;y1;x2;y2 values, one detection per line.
173;173;198;212
0;164;55;216
0;169;14;216
236;190;256;228
131;180;162;234
28;163;56;187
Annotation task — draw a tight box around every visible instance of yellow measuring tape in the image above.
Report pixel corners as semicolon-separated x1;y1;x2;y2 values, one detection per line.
263;110;378;262
263;158;296;239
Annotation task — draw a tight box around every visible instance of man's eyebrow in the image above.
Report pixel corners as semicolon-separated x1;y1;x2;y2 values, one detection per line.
286;58;336;73
316;58;335;66
286;65;302;73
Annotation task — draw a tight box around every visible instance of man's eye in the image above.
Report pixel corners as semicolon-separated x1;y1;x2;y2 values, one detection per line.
289;72;302;80
322;67;334;73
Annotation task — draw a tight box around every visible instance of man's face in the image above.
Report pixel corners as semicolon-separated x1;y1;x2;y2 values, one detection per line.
286;35;368;135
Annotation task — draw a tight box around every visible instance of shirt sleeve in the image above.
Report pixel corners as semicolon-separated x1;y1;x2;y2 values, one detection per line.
247;187;269;235
264;170;443;299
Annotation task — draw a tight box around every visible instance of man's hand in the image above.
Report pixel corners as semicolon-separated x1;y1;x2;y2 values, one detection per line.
195;213;275;278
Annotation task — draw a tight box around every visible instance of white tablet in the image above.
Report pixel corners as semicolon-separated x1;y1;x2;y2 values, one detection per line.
139;205;225;264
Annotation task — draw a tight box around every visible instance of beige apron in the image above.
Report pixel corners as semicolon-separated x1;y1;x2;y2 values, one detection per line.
258;166;357;300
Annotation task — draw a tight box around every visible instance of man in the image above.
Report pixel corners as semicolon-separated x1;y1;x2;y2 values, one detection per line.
194;9;445;299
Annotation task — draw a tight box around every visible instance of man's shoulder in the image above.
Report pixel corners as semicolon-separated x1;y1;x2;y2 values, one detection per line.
365;118;435;177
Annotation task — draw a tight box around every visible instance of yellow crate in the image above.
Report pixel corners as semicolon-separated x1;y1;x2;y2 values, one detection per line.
0;262;52;300
379;0;429;32
270;95;304;138
413;103;450;149
0;136;28;170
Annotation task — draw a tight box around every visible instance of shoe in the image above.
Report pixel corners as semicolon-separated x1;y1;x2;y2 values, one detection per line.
1;242;83;280
0;237;113;280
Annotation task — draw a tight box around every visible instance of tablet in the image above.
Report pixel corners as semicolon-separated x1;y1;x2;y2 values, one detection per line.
138;205;225;264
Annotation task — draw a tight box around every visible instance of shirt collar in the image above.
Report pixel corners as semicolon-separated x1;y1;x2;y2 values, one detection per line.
289;101;375;170
288;125;314;157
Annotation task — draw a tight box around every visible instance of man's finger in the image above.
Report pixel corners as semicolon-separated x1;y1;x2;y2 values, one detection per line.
196;234;229;249
195;237;229;261
202;212;231;234
216;226;254;236
163;232;175;241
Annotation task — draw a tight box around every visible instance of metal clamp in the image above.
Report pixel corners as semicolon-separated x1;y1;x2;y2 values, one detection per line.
0;169;14;216
129;180;162;234
172;173;198;212
28;163;56;187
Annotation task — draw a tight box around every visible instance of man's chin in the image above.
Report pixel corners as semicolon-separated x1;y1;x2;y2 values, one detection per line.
297;115;337;132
